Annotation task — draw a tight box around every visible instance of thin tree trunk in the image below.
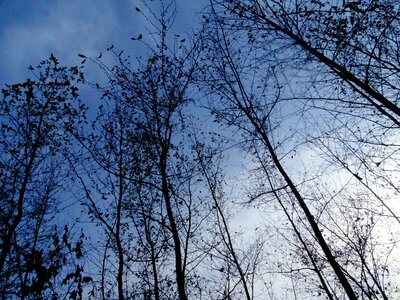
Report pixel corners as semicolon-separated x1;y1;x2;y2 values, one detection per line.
116;123;125;300
160;159;187;300
0;149;36;275
213;22;358;298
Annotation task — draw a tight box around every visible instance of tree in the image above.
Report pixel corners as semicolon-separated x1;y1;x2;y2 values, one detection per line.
71;2;214;299
0;56;89;299
201;1;400;299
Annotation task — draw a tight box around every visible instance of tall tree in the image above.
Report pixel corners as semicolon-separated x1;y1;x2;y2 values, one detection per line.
0;56;88;299
202;1;400;299
72;1;210;299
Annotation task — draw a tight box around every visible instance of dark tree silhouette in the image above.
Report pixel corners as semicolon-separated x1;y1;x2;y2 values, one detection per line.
0;56;88;299
3;1;400;299
200;0;400;299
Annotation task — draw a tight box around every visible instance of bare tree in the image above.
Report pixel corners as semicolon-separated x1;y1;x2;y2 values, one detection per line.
71;1;212;299
200;1;400;299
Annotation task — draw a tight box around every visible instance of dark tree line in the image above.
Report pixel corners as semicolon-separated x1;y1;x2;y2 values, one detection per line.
1;0;400;299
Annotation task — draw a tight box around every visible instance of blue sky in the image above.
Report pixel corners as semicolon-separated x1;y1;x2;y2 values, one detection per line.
0;0;207;87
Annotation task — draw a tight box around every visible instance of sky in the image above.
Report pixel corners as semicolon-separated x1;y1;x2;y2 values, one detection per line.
0;0;208;87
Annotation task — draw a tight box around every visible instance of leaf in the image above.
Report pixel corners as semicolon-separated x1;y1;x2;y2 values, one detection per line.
78;54;86;58
135;7;140;12
138;34;143;40
82;276;93;284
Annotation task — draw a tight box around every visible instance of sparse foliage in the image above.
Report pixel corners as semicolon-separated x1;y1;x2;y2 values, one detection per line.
0;56;88;299
2;1;400;299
